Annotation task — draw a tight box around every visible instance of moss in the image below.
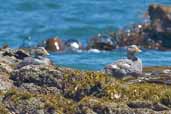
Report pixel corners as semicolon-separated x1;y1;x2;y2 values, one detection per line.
59;69;111;101
3;66;171;113
103;81;171;102
126;83;171;102
0;104;10;114
39;93;76;114
5;89;33;104
143;66;171;72
160;90;171;108
4;89;77;114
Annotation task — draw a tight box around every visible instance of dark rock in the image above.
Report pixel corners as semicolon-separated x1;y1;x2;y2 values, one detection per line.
149;4;171;32
127;101;152;109
147;4;171;49
14;50;29;60
152;103;169;111
87;33;116;51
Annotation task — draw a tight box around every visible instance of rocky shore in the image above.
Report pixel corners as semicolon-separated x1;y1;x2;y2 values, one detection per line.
0;46;170;114
0;3;171;114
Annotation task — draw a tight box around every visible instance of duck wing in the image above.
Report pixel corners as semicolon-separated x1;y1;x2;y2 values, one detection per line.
105;58;142;77
105;59;134;77
109;59;133;69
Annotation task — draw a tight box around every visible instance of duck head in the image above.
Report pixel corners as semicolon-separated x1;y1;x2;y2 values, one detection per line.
45;37;64;52
127;45;141;60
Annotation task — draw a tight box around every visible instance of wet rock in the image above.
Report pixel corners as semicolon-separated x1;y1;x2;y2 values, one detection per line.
149;4;171;32
152;103;169;111
127;101;152;109
14;50;30;59
147;4;171;49
128;101;170;111
87;33;116;51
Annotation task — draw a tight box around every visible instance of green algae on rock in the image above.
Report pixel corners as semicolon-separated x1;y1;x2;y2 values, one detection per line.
8;64;171;113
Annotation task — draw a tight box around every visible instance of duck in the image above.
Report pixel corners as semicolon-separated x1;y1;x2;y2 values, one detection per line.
17;47;52;68
64;39;82;52
45;37;64;52
104;45;142;77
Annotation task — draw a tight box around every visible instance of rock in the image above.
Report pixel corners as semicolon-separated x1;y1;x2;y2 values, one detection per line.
20;83;61;95
87;33;116;51
14;50;30;59
11;65;64;87
45;37;64;52
152;103;169;111
127;101;152;109
3;89;74;114
1;48;30;60
11;65;105;101
0;62;13;74
0;49;170;114
3;92;46;114
149;4;171;32
147;4;171;49
0;75;13;93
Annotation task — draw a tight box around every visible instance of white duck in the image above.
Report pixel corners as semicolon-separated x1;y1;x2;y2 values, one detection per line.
18;47;51;68
104;45;142;77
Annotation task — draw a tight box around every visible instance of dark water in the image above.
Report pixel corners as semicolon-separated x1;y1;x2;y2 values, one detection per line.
1;0;171;70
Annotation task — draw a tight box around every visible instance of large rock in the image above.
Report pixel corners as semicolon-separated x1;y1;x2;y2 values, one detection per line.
148;4;171;49
149;4;171;32
87;34;116;51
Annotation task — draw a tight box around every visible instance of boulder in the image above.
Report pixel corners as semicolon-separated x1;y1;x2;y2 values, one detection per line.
87;33;116;51
149;4;171;32
148;4;171;49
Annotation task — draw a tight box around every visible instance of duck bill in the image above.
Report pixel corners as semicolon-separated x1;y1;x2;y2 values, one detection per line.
136;47;142;53
44;50;50;55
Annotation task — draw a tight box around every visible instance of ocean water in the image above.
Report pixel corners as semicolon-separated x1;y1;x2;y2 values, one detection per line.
0;0;171;70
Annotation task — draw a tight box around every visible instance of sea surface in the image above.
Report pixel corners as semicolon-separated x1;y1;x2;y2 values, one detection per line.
1;0;171;70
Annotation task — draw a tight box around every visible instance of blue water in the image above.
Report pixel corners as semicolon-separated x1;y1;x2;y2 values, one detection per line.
0;0;171;70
